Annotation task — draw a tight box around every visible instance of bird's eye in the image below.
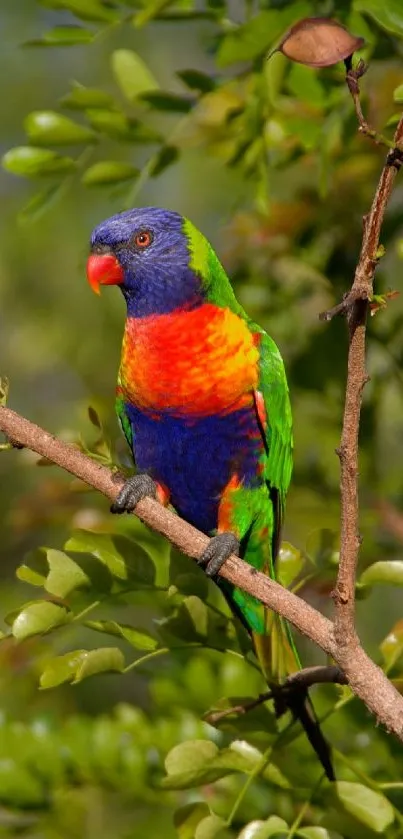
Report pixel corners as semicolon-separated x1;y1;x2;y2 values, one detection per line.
134;230;153;249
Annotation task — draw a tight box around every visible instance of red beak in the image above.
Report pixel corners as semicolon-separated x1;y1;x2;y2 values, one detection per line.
86;253;124;295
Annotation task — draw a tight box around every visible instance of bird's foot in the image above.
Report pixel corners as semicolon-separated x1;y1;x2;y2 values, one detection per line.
111;473;157;514
198;532;239;579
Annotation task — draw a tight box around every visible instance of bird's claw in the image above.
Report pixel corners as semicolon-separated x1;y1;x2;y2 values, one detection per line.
111;473;157;514
198;532;239;579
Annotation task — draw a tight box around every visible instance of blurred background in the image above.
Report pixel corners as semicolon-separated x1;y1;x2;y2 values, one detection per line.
2;1;403;836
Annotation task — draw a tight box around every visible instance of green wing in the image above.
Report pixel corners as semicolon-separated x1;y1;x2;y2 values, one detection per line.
226;324;294;643
115;386;134;454
252;327;293;555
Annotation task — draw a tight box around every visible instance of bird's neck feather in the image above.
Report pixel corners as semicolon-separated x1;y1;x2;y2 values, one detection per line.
122;265;204;317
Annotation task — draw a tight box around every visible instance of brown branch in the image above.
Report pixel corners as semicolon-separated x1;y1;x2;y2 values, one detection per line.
344;57;400;152
280;664;348;691
0;406;333;651
205;665;347;725
332;105;403;652
1;404;403;740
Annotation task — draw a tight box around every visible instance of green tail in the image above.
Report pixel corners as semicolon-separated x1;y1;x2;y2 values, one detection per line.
222;512;334;781
252;626;334;781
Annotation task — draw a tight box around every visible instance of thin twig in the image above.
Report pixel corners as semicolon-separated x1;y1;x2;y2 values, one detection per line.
344;56;399;151
205;665;347;725
1;405;403;739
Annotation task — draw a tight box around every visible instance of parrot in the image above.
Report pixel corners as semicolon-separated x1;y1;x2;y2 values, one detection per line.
86;206;334;780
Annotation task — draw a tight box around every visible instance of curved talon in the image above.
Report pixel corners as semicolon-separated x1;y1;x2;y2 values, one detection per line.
111;473;157;514
198;532;239;579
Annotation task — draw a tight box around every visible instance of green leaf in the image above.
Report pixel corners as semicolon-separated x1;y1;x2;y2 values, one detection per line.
40;647;125;687
112;50;159;100
12;602;70;640
20;544;112;595
24;25;95;46
140;91;193;113
237;816;289;838
133;0;177;27
387;112;403;127
298;829;337;839
393;83;403;103
195;815;229;839
150;145;179;177
163;738;270;790
128;122;163;143
354;0;403;37
380;619;403;669
0;761;46;807
158;592;232;650
40;649;88;688
17;184;65;225
360;560;403;586
286;63;326;107
164;739;218;788
45;549;90;597
169;549;209;598
86;107;161;143
183;595;208;636
174;803;211;839
283;115;322;150
277;542;304;588
16;565;47;587
177;69;216;93
60;84;115;110
113;534;157;585
38;0;119;24
328;782;394;833
217;3;310;67
5;603;38;627
73;647;125;682
24;111;96;146
86;620;159;650
65;530;127;579
87;108;135;140
157;603;205;645
82;161;139;186
2;147;75;177
165;739;217;775
88;405;102;428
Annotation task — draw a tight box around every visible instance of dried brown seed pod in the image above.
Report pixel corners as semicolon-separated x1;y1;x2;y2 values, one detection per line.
277;17;365;68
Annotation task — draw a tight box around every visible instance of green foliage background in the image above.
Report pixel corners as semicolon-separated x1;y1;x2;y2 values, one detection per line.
2;0;403;836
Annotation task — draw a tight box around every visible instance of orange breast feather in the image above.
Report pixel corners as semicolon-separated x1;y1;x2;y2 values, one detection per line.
119;303;259;416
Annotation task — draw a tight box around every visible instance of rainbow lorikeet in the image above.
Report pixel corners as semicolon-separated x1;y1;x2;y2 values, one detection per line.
86;206;333;779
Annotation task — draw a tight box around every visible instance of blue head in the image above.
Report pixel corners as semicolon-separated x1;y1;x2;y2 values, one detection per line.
87;206;205;316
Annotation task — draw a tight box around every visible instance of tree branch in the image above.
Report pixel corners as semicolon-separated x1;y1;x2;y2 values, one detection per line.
0;407;332;652
1;404;403;740
205;666;348;725
344;57;399;151
332;112;403;648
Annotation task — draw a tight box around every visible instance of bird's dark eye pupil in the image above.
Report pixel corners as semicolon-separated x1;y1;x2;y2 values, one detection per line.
134;230;153;249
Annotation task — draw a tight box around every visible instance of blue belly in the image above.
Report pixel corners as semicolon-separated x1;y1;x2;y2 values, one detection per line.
124;403;264;533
